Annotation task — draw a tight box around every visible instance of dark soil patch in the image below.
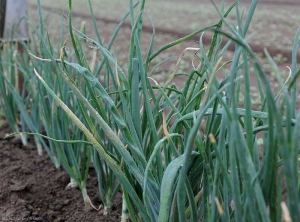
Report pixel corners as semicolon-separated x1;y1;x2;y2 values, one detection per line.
0;123;122;222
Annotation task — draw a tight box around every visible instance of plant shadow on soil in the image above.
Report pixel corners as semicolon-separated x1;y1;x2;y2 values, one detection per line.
0;123;122;222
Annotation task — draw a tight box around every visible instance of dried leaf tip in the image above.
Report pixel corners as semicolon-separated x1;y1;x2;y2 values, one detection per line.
214;197;224;215
281;202;291;222
209;133;216;144
162;111;170;141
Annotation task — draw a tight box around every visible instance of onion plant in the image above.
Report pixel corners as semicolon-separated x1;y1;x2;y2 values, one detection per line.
0;42;28;145
1;0;92;196
28;1;95;202
1;0;300;221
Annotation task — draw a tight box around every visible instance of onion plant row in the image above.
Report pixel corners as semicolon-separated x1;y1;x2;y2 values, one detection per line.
1;0;300;221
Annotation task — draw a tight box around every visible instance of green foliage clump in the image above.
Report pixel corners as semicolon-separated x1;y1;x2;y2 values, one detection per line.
1;0;300;221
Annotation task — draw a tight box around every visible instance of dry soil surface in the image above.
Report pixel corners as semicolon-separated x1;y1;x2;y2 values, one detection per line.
0;123;122;222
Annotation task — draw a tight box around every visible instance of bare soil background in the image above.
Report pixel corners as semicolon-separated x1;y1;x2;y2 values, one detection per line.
0;123;122;222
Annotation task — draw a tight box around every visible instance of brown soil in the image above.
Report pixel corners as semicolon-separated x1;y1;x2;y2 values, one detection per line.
0;123;122;222
35;0;300;61
32;3;300;64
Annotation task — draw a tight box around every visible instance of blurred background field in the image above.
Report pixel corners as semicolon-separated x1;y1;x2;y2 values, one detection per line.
26;0;300;54
25;0;300;107
1;1;300;221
